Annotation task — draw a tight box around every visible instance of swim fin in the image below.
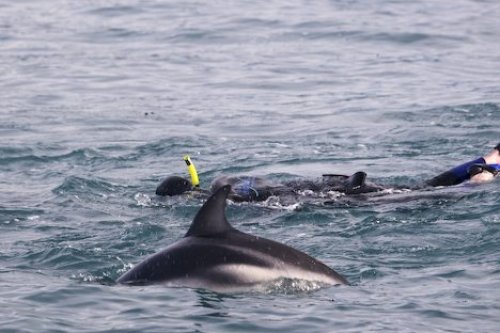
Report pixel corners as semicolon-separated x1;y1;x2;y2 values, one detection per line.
345;171;367;194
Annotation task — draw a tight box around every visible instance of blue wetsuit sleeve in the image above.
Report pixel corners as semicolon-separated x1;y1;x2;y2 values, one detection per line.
489;164;500;172
448;157;486;182
426;157;486;187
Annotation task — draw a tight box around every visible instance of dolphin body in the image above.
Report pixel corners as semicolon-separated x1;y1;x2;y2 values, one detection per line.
118;185;347;291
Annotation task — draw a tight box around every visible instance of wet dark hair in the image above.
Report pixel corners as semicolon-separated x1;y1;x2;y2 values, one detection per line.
156;176;192;196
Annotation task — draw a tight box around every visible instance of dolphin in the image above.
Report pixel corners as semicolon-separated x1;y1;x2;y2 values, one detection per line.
117;185;348;291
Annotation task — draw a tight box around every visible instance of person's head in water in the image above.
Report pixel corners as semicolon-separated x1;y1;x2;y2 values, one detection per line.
156;176;192;196
156;155;199;196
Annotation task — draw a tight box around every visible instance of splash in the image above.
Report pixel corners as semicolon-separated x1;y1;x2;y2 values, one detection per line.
254;278;331;295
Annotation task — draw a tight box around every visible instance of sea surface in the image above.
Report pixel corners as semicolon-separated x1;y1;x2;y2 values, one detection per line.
1;0;500;332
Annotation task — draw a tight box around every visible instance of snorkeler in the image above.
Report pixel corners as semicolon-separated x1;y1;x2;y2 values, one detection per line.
426;143;500;186
156;157;384;201
155;143;500;202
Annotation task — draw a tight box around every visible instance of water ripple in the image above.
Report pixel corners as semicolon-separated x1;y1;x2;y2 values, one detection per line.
2;0;500;332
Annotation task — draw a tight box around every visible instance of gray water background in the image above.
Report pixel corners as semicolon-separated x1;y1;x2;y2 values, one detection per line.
1;0;500;332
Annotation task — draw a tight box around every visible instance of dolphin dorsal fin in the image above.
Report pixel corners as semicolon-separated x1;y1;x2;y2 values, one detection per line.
185;185;234;237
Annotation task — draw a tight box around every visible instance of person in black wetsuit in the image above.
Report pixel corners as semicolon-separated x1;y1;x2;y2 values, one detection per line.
156;170;385;202
156;143;500;202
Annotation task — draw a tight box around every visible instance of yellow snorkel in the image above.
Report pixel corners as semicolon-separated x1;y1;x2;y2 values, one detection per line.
184;155;200;187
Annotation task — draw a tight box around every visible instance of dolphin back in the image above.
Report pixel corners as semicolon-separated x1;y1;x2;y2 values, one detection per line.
117;185;348;289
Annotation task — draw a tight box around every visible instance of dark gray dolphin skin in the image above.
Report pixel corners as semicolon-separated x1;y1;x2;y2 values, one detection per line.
118;185;348;291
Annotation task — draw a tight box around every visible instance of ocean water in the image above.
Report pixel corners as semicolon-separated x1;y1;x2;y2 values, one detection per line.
1;0;500;332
